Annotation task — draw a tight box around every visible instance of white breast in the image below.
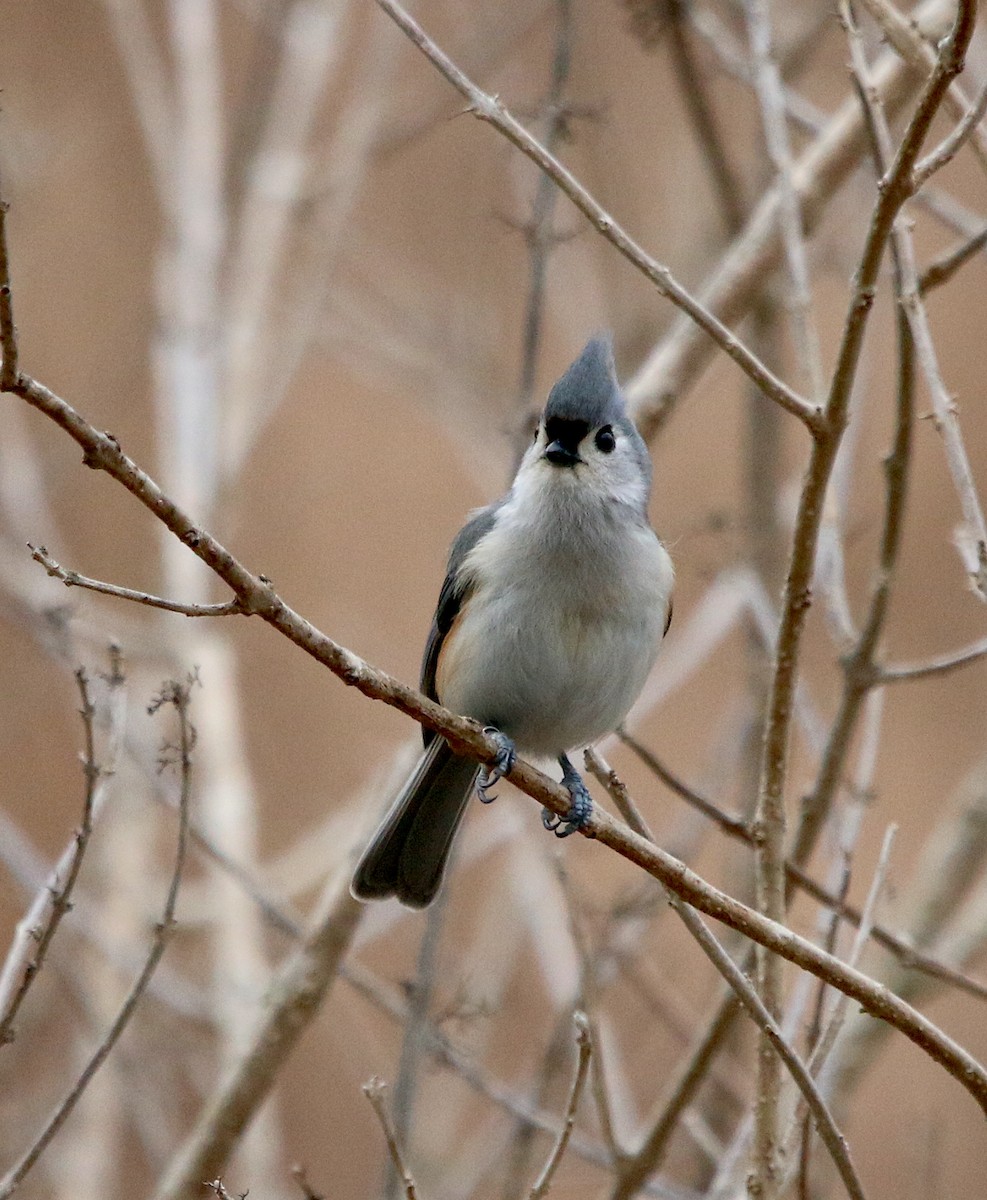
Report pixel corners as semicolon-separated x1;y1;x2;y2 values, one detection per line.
438;470;673;758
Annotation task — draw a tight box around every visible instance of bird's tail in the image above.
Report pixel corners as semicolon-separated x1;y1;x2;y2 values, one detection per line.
351;739;480;908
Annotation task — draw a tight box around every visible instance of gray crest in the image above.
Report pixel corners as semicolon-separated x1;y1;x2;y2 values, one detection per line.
543;335;625;427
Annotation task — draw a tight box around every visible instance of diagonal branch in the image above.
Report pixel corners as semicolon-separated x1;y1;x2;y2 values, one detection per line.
27;543;247;617
372;0;820;432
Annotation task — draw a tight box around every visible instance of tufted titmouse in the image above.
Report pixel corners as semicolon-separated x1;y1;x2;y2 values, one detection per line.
352;336;674;908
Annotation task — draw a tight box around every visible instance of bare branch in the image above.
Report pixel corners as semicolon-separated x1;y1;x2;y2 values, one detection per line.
878;635;987;683
0;669;101;1045
752;15;976;1146
528;1013;592;1200
588;752;867;1200
919;222;987;293
363;1077;419;1200
855;0;987;177
625;0;960;438
27;544;247;617
372;0;821;432
913;77;987;188
0;675;194;1199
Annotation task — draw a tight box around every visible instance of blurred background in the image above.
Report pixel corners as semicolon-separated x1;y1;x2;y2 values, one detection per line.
1;1;987;1197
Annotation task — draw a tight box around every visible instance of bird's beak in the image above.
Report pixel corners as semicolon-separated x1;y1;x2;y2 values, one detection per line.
544;441;582;467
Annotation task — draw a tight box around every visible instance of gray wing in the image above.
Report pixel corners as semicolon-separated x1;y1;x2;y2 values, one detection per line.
420;502;500;746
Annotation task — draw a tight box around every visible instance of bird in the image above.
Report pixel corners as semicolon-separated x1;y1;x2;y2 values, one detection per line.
351;335;674;908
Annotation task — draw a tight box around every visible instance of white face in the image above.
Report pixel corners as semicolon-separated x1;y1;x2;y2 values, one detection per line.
516;415;650;513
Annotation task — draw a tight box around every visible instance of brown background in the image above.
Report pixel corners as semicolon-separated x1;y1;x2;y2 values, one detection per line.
1;2;987;1198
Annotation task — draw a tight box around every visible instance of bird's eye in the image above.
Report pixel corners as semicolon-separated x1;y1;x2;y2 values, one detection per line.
595;425;616;453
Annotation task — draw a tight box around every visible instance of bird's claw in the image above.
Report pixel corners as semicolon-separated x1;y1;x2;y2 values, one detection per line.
476;728;516;804
542;758;593;838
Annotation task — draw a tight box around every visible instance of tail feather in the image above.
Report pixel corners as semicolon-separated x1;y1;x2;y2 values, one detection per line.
351;739;479;908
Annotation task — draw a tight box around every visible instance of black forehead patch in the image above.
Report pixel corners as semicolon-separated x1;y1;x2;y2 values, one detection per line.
543;335;625;427
544;416;589;449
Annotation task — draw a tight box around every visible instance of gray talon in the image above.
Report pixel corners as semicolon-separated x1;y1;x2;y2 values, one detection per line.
543;754;593;837
476;728;516;804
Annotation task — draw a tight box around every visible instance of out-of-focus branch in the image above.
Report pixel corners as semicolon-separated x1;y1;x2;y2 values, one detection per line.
661;0;746;236
880;633;987;683
514;0;576;445
27;544;247;617
0;675;194;1199
0;669;102;1045
919;223;987;294
344;961;621;1179
743;0;824;404
372;0;820;432
152;869;364;1200
388;879;451;1198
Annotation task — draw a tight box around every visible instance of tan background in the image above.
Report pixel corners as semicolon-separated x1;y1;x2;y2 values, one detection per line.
1;2;987;1198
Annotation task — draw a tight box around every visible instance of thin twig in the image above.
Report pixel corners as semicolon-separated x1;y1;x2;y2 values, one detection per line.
204;1179;243;1200
552;863;624;1169
625;0;958;436
913;77;987;188
528;1013;592;1200
919;223;987;294
0;675;195;1199
881;634;987;682
344;962;622;1181
754;0;975;1093
808;827;897;1080
855;0;987;176
27;544;246;617
363;1078;419;1200
792;825;897;1195
372;0;820;432
587;753;867;1200
0;669;100;1045
618;732;987;1004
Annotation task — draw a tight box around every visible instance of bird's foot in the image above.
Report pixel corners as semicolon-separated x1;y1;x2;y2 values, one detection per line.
476;728;517;804
542;753;593;838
